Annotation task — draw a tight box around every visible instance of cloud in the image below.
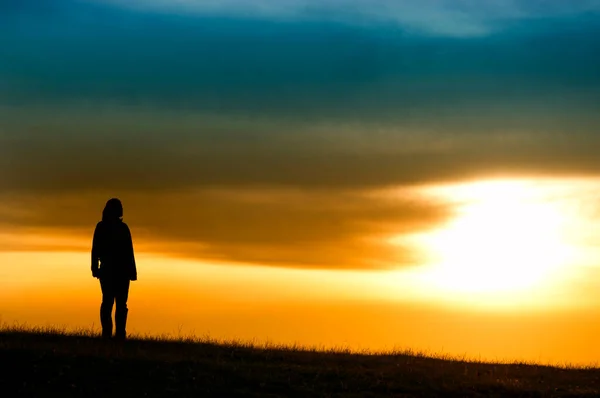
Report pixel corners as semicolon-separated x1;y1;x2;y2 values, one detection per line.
88;0;600;37
0;188;449;270
1;102;599;195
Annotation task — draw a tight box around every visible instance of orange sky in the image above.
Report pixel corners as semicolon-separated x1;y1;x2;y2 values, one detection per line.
2;177;600;366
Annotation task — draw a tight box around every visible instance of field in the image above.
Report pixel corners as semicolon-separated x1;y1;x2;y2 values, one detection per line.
1;325;599;397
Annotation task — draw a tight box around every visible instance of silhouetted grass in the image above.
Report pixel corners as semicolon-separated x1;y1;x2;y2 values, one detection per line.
1;322;599;397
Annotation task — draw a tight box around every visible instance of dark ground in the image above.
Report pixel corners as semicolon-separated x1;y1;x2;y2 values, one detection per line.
1;328;599;397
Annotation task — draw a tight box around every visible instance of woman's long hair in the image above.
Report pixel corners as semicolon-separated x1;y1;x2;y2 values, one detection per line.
102;198;123;222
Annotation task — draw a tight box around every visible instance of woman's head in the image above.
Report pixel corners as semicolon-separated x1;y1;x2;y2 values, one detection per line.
102;198;123;221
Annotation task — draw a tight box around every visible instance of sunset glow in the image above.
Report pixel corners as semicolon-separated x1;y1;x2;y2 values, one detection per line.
413;180;575;296
3;177;600;364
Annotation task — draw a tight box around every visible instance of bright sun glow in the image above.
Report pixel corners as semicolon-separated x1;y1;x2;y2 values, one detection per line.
407;179;576;298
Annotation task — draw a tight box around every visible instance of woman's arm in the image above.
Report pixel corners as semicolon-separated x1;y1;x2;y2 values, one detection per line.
91;223;101;278
126;224;137;281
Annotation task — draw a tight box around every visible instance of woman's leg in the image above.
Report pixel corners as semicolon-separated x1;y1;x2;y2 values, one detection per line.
114;280;131;340
100;279;115;338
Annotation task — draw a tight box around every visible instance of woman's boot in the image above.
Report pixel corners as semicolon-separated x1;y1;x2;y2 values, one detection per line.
115;307;128;340
100;303;113;339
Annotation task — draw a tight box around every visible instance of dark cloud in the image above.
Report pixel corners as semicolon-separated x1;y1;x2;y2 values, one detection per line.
0;189;449;269
0;104;599;194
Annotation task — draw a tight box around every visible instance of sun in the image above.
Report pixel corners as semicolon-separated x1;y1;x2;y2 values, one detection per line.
411;179;574;297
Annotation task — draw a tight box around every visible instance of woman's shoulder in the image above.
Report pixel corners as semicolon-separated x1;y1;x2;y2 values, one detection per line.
119;221;132;233
96;220;129;230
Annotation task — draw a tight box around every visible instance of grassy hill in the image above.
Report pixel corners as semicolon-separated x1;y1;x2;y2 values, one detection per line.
1;325;599;397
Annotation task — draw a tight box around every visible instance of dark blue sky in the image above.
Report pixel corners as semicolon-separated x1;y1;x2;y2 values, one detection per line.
2;0;599;117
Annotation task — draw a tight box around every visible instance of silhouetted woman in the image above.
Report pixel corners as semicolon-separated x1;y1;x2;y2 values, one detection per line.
91;198;137;340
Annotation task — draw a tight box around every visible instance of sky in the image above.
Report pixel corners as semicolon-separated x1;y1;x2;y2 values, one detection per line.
1;0;600;365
